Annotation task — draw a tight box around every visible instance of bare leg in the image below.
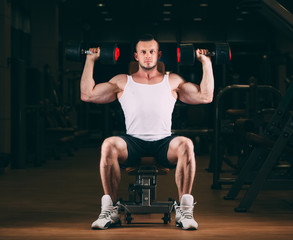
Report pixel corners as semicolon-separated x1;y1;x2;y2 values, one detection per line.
99;137;128;202
167;137;196;201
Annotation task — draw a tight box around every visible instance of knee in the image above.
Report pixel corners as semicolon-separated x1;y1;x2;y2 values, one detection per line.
178;137;194;152
100;137;126;165
101;138;113;152
100;138;117;162
177;138;195;163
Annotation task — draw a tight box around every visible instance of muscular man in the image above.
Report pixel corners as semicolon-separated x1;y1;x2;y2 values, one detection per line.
80;34;214;230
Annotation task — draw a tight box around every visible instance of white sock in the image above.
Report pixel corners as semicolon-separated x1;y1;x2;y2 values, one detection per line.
180;194;194;207
101;194;113;207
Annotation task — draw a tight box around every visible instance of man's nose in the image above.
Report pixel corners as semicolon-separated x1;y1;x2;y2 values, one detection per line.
146;52;152;57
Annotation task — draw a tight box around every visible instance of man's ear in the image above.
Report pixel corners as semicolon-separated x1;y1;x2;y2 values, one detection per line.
158;51;162;60
134;52;138;61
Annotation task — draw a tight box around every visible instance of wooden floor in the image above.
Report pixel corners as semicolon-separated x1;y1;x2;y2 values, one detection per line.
0;147;293;240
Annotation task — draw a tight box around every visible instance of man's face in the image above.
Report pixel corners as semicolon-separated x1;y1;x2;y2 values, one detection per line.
135;39;161;71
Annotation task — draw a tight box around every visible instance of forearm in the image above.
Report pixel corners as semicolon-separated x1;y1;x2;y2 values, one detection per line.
199;61;214;103
80;59;96;101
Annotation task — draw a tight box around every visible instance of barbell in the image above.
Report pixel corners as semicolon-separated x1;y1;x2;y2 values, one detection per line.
65;41;120;64
177;43;231;65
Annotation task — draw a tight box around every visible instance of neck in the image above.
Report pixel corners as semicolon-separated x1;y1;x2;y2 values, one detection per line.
137;66;160;80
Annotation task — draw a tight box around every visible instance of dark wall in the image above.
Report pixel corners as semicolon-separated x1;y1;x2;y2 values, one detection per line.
2;0;293;167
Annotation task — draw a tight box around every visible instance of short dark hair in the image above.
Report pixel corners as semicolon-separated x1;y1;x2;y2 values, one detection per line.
134;34;159;52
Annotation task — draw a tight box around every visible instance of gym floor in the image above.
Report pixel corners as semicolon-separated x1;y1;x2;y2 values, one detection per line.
0;147;293;240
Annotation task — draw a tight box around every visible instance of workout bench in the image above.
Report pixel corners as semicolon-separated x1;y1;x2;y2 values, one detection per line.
120;157;174;224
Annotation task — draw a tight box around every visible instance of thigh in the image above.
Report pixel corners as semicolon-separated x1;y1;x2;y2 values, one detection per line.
118;135;147;167
153;135;178;169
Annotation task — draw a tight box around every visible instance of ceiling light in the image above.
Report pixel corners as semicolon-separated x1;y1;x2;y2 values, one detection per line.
163;3;173;7
97;3;105;7
163;11;171;14
193;17;202;21
200;3;208;7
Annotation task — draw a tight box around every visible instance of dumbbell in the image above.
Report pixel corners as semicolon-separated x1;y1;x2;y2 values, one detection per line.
65;41;120;64
177;43;231;65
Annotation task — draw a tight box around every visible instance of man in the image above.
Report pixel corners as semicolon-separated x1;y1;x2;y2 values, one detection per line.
80;34;214;230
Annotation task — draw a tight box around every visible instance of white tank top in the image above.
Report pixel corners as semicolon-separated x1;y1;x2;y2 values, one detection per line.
118;74;176;141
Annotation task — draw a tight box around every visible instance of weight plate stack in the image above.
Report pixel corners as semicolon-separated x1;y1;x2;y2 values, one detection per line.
178;44;195;66
215;43;231;65
65;41;85;62
99;43;119;65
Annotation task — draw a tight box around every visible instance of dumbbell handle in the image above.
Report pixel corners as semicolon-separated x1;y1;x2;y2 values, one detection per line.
81;49;94;55
205;51;215;57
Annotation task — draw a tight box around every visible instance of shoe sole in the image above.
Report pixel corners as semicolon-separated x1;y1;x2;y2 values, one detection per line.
92;219;121;230
176;221;198;230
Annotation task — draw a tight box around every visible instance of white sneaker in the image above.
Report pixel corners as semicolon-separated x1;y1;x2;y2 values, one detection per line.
174;194;198;230
91;195;121;230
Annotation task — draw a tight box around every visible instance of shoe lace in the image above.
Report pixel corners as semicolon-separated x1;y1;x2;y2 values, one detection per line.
173;201;196;220
179;206;194;219
99;206;115;219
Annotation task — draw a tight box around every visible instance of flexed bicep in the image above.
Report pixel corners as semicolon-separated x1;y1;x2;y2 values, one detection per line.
81;74;127;104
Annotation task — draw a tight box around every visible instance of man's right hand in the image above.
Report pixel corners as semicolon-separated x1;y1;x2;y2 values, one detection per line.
87;47;101;61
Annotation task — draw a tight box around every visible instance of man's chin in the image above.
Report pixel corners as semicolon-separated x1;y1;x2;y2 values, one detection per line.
140;64;156;71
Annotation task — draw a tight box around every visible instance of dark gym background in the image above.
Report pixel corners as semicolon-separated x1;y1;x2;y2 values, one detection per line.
1;0;293;239
1;0;292;164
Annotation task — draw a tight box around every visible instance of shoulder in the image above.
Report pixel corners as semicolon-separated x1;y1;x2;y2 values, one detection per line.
109;74;128;89
109;74;128;84
168;73;185;90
